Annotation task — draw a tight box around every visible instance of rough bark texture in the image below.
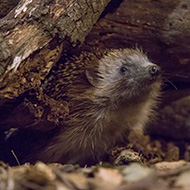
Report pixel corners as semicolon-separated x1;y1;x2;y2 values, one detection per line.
0;0;110;100
0;0;20;18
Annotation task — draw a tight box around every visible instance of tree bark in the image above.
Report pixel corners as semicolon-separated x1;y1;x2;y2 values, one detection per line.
0;0;110;100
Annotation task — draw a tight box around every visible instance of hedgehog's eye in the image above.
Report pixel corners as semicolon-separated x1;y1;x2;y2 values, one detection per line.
120;66;128;74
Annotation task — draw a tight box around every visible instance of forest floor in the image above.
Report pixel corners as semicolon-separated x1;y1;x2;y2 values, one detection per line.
1;137;190;190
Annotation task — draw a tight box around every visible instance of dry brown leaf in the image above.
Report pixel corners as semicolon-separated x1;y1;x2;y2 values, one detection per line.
122;163;153;182
63;173;88;190
34;162;56;181
175;171;190;187
155;160;187;171
95;168;122;185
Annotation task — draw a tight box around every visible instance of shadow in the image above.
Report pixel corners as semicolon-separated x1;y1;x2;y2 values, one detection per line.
99;0;123;20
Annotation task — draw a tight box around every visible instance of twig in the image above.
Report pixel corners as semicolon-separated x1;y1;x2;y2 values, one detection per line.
11;150;20;166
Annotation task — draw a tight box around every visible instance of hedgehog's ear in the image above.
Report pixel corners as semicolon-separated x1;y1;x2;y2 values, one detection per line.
85;68;100;87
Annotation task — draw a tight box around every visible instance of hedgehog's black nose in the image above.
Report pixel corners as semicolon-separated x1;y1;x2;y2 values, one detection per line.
149;65;161;76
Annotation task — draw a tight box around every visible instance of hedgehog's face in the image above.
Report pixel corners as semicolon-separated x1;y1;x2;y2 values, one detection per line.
86;49;161;101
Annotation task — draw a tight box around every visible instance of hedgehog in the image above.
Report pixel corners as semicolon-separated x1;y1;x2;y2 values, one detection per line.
26;48;162;165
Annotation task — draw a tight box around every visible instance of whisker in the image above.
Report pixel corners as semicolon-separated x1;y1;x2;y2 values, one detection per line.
163;77;178;90
162;72;189;79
